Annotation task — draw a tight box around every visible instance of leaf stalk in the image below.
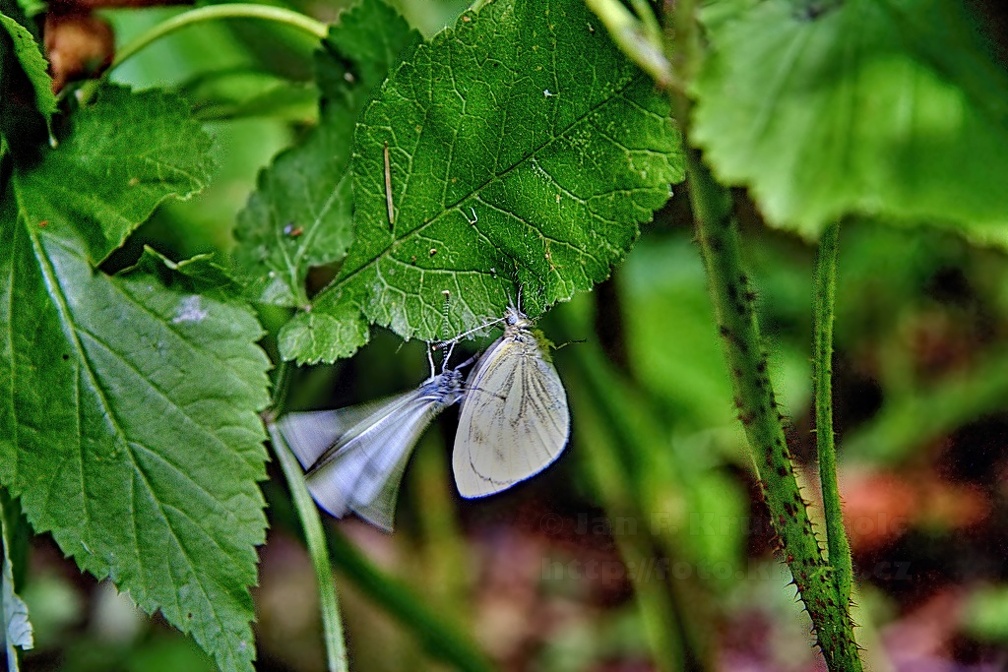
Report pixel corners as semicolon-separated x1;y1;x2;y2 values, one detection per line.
585;0;675;88
114;4;327;71
267;424;350;672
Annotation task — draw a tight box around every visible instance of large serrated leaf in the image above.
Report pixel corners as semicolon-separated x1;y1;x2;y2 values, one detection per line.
0;11;56;128
232;0;420;307
16;86;214;263
691;0;1008;246
0;85;269;672
279;0;685;364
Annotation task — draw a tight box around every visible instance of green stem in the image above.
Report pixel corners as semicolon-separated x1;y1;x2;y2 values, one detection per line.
813;222;853;606
269;360;294;422
111;4;327;75
628;0;663;45
665;1;862;665
266;361;348;672
325;529;495;672
683;146;862;671
267;424;349;672
73;3;327;105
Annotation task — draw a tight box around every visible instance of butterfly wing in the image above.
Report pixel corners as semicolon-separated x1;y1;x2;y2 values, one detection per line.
280;373;463;531
303;399;441;531
276;392;413;470
453;337;570;498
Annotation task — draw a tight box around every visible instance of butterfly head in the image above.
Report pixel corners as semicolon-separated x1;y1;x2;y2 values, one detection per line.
504;305;533;331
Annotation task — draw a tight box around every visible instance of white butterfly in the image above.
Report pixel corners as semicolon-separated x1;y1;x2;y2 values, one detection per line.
276;351;467;531
453;306;570;498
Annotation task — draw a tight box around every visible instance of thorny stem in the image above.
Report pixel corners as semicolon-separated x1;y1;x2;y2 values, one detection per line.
658;0;863;667
682;144;862;670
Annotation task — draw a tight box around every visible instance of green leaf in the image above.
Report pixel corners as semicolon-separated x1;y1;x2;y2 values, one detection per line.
232;0;420;307
0;11;56;128
280;0;685;364
692;0;1008;247
0;86;270;672
14;85;214;263
621;237;736;431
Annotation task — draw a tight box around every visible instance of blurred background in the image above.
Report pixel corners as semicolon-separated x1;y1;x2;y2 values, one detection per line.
19;0;1008;670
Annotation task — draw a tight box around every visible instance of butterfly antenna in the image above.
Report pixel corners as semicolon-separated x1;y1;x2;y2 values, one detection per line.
440;289;452;338
553;337;587;351
440;340;458;372
439;314;507;347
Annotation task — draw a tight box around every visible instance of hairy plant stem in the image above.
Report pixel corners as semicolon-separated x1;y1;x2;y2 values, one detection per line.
659;1;862;665
682;145;862;670
267;362;349;672
813;222;853;605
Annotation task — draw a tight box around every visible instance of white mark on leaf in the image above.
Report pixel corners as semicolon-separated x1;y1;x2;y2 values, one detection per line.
172;296;208;324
